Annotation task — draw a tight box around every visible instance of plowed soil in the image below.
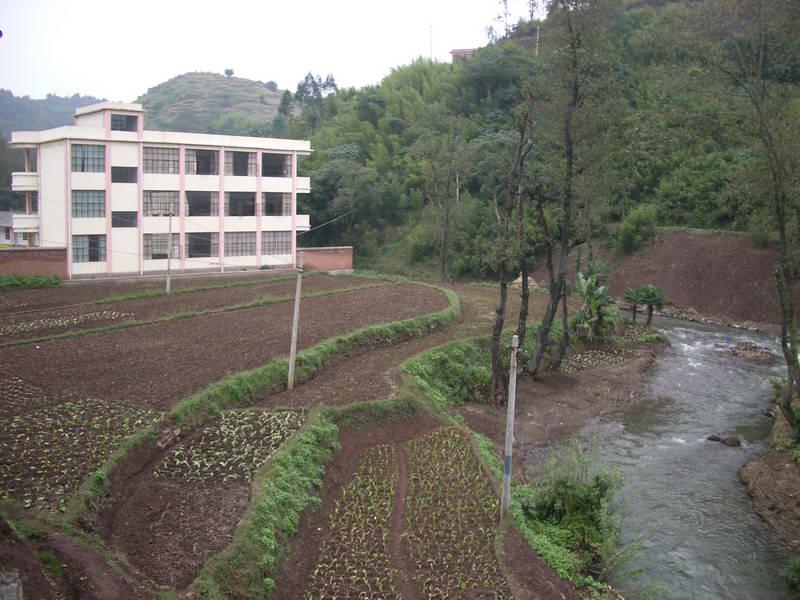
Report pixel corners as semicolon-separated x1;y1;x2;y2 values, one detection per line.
0;270;296;315
0;283;448;411
0;274;372;342
533;231;796;325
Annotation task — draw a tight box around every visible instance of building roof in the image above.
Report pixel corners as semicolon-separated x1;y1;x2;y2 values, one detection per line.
74;101;145;116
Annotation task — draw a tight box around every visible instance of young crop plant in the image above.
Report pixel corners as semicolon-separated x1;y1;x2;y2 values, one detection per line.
0;310;133;339
0;390;158;511
405;428;513;599
305;444;402;599
153;409;304;483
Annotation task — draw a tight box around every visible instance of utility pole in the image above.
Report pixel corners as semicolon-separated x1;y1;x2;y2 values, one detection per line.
500;335;519;519
166;211;173;295
287;251;304;390
535;25;540;57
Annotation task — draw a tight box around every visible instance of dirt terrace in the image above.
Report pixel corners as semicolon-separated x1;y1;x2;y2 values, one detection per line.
0;274;375;343
0;283;449;412
0;271;300;315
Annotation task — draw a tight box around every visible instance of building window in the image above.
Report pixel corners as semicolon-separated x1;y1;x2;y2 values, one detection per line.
224;151;257;176
71;144;105;172
225;192;256;216
262;231;291;255
186;191;218;216
112;211;138;227
111;166;137;183
262;153;292;177
143;191;179;216
262;192;291;216
224;232;256;256
185;149;219;175
143;147;179;174
110;114;138;132
71;190;105;218
143;233;180;260
72;234;106;263
30;192;38;214
186;232;219;258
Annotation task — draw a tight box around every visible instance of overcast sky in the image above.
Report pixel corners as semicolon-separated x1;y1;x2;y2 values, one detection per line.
1;0;535;101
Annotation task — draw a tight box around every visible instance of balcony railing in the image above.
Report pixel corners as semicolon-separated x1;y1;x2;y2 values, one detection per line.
11;172;39;192
12;213;39;232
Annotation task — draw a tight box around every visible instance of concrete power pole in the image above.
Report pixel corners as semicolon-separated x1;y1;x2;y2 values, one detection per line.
500;335;519;519
166;212;173;295
287;251;305;390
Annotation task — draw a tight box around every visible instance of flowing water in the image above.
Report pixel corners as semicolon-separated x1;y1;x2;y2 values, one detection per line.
583;319;792;599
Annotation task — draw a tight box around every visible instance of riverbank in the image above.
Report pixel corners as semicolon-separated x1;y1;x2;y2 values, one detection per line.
741;400;800;553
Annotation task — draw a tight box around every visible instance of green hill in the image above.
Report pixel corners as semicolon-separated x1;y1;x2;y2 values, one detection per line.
0;90;104;139
136;72;284;136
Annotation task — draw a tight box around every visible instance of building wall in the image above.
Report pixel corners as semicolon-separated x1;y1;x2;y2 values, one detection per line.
299;247;353;271
12;103;316;278
0;247;68;278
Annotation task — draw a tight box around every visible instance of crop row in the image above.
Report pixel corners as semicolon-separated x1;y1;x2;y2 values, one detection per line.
406;428;512;599
153;409;304;483
0;396;157;511
0;309;133;338
305;443;402;599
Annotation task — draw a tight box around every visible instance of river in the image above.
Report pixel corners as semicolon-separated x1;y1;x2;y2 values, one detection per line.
585;318;792;599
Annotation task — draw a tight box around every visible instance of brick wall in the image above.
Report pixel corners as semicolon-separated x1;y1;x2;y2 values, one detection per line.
0;248;68;279
298;246;353;272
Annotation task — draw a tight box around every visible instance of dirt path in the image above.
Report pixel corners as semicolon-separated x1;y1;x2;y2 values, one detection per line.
389;444;419;600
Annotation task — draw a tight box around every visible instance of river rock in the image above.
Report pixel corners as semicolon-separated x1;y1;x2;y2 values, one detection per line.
707;434;742;447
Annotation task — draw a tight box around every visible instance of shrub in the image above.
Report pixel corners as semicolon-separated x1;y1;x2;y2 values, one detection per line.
572;273;620;340
614;205;658;254
0;274;61;291
523;441;621;576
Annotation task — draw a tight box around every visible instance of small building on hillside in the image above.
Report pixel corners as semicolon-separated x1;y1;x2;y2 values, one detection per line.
5;102;313;278
450;48;476;62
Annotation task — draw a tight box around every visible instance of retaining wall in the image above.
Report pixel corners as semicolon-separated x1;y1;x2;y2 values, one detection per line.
298;246;353;272
0;247;68;278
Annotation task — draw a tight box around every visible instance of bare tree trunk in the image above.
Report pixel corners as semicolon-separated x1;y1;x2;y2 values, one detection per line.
491;270;510;404
646;304;654;326
440;195;450;281
515;183;530;353
552;288;570;369
631;303;638;324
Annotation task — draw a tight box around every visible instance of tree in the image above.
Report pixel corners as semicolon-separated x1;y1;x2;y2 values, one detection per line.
278;90;293;117
265;80;279;92
638;283;665;326
224;68;234;78
623;286;644;323
526;0;621;376
690;0;800;397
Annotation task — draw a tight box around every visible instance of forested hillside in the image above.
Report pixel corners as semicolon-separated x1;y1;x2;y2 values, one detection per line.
276;1;798;279
0;90;103;140
136;72;286;135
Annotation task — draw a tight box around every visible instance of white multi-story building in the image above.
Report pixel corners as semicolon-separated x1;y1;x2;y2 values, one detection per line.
7;101;311;278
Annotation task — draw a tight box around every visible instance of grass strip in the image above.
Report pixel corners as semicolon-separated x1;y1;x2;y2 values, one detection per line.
0;282;388;348
66;282;460;526
0;274;61;291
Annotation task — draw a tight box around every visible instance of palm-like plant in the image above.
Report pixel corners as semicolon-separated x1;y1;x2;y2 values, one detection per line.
573;273;620;340
623;287;645;323
638;283;666;326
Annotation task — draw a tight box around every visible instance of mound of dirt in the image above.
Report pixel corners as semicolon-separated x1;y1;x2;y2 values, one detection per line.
534;231;793;326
